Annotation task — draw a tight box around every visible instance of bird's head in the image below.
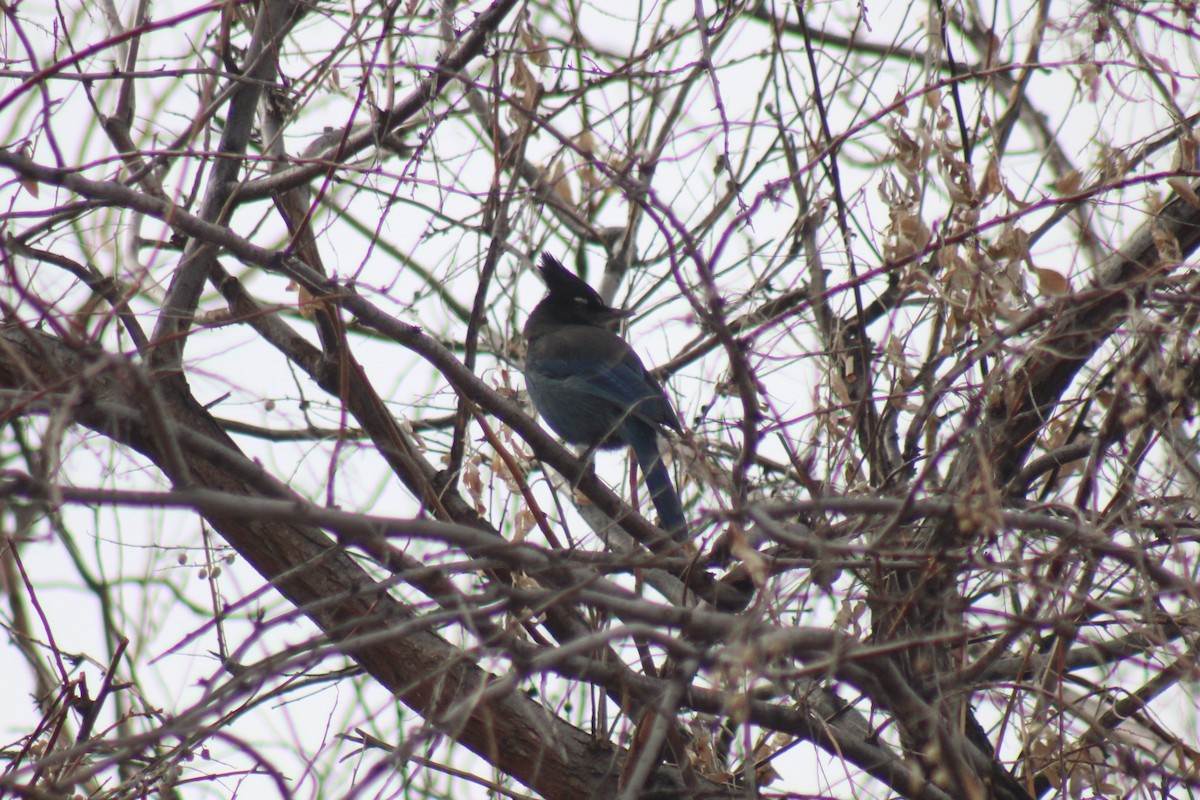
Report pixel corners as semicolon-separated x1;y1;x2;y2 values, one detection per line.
534;253;631;328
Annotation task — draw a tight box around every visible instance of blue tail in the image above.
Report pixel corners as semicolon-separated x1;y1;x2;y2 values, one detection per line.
625;423;688;541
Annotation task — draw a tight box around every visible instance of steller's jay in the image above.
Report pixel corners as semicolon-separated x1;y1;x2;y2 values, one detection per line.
523;253;688;541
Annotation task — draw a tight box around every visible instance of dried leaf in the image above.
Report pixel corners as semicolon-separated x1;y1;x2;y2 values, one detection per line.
520;21;550;68
983;30;1001;69
979;159;1002;200
17;141;38;197
1167;176;1200;210
575;130;599;191
1152;221;1183;264
988;224;1030;260
513;507;535;543
297;285;323;319
1002;180;1035;209
1173;135;1198;171
576;129;595;155
510;56;539;111
1145;51;1180;96
828;370;851;405
464;457;484;508
755;761;780;786
1080;61;1101;103
18;174;39;198
941;162;975;203
1053;169;1083;196
884;208;931;263
1031;265;1070;295
549;158;573;206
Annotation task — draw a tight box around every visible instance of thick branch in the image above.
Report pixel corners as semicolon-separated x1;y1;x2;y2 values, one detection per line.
0;324;714;800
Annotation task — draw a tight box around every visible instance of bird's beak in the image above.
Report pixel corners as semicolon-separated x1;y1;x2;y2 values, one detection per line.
598;307;633;328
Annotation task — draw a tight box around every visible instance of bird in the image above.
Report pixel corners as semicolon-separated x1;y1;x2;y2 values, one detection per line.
522;252;688;541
